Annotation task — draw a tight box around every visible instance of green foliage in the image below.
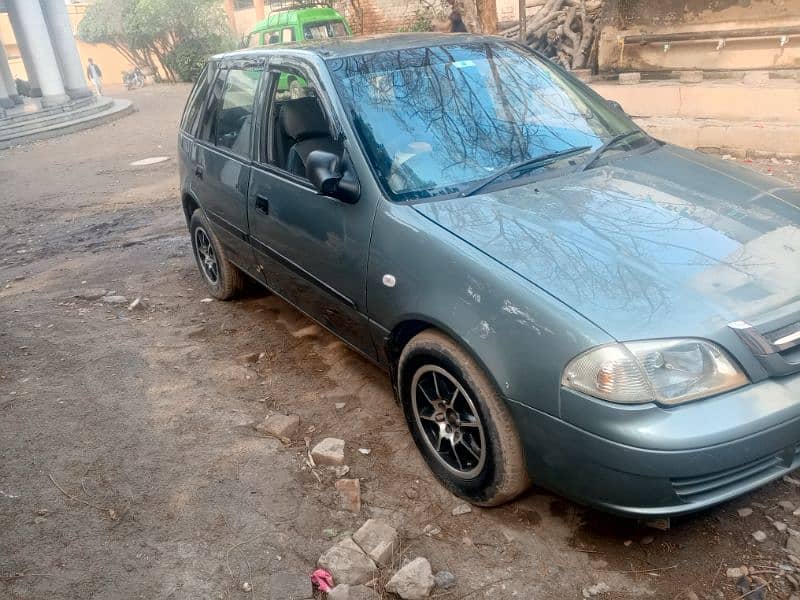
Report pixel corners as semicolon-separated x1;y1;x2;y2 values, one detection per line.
77;0;232;82
165;35;232;82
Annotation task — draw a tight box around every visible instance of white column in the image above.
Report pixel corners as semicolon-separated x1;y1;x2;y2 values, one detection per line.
0;37;23;104
6;5;42;97
40;0;92;99
9;0;69;107
0;64;14;109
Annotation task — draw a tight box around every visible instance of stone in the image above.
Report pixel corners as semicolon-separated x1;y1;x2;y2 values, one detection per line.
328;585;350;600
780;500;797;512
752;530;767;542
311;438;345;466
618;72;641;85
242;352;260;364
684;592;700;600
385;557;434;600
328;585;376;600
737;507;753;517
102;294;128;304
788;531;800;556
422;524;440;536
241;581;252;592
127;297;143;310
256;413;299;438
451;503;472;516
335;478;361;513
784;475;800;486
775;521;789;532
727;567;748;578
73;288;107;301
185;325;207;338
268;571;312;599
335;402;347;409
433;570;456;589
679;70;703;84
318;537;376;586
582;582;610;597
641;536;654;545
353;519;398;566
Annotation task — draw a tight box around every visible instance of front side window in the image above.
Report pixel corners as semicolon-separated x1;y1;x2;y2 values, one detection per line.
215;67;262;158
303;20;348;40
266;67;340;177
327;42;644;200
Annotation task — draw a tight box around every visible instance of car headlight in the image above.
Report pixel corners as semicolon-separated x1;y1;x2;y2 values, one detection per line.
561;339;748;405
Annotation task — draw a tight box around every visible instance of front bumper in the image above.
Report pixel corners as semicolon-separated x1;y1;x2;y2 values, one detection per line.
506;374;800;517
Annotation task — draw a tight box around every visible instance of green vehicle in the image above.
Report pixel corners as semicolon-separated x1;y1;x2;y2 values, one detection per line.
246;6;351;48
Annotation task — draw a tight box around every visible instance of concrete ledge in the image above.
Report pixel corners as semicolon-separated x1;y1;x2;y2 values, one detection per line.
592;80;800;123
634;116;800;158
0;98;134;149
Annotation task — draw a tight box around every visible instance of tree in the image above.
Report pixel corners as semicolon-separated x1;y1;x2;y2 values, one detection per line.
78;0;232;82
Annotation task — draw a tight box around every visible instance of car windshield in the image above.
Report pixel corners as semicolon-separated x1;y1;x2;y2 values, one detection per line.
327;42;645;200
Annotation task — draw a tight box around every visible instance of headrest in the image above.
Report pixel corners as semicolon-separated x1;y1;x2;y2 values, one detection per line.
279;97;330;141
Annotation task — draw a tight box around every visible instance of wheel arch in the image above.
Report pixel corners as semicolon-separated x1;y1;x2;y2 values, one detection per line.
181;192;200;226
385;316;506;404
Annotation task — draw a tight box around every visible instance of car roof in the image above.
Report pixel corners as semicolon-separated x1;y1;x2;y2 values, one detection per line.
250;7;344;32
215;32;504;61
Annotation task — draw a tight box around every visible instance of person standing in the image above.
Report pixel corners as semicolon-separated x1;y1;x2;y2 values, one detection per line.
449;10;468;32
86;58;103;96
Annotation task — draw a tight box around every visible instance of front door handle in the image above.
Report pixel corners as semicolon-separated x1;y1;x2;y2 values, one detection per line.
255;194;269;215
194;165;204;179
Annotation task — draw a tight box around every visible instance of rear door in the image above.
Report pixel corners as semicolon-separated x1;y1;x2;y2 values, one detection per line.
192;60;265;272
247;61;377;358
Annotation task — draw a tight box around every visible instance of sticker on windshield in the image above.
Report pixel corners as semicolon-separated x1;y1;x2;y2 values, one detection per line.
451;60;476;69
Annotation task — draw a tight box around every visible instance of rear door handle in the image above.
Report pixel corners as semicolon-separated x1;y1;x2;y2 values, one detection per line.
255;195;269;215
194;165;204;179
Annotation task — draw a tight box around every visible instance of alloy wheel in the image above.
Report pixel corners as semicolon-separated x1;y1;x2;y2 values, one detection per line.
194;227;219;285
411;365;487;479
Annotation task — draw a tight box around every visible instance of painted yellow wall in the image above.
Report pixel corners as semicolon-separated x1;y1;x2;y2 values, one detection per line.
1;3;131;86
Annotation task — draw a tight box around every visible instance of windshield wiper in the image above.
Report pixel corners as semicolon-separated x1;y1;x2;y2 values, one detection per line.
461;145;592;197
580;130;643;172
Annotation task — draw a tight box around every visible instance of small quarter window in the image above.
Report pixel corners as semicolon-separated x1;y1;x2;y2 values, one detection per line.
180;64;212;136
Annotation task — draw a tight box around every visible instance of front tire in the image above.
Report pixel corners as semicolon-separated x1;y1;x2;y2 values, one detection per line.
398;330;530;506
189;209;244;300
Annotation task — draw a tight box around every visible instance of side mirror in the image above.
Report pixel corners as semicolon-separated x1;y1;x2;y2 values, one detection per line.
607;100;625;114
306;150;360;204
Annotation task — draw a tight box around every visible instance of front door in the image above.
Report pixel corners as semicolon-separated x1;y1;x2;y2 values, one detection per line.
247;62;377;358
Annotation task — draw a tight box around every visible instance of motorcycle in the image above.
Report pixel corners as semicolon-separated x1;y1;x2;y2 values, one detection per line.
122;67;145;90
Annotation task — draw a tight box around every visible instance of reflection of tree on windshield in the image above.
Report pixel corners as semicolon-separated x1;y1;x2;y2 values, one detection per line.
327;42;629;200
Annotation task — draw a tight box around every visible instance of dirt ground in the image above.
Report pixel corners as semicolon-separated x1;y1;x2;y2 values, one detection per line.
2;84;800;600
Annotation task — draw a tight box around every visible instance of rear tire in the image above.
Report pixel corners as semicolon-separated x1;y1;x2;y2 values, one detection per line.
189;209;245;300
398;330;530;506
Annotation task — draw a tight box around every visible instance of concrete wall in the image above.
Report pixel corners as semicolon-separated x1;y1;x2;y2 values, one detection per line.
599;0;800;72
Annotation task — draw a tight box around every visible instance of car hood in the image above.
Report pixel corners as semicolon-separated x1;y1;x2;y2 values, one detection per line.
413;145;800;340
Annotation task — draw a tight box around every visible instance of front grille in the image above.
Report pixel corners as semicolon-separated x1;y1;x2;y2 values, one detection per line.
672;453;785;503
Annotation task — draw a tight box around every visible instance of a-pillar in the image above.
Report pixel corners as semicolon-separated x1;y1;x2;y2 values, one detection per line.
40;0;92;99
0;37;23;105
9;0;70;107
6;5;42;98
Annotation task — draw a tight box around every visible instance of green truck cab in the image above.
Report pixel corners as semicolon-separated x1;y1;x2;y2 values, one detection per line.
246;6;351;48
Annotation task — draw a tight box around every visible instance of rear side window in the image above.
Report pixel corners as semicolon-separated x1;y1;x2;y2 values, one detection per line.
303;21;347;40
180;65;212;136
215;68;262;158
